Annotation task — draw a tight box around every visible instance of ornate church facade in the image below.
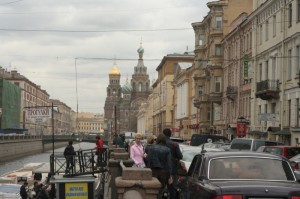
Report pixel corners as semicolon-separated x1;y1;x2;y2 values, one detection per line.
104;44;150;136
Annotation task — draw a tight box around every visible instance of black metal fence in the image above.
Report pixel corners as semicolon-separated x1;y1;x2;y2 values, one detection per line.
256;80;279;92
50;147;109;177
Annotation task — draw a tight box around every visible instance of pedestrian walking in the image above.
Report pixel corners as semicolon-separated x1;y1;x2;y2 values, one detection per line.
33;181;41;198
130;133;145;168
163;128;183;199
146;134;172;197
144;134;155;166
48;183;56;199
38;184;49;199
20;181;28;199
63;141;76;174
117;134;125;148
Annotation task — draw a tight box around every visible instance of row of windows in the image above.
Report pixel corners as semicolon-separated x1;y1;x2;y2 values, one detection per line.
197;77;221;96
259;0;300;45
79;127;101;130
258;45;300;82
79;123;102;126
110;79;119;84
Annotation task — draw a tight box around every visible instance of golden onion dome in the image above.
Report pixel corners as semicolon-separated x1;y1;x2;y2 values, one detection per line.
109;65;121;75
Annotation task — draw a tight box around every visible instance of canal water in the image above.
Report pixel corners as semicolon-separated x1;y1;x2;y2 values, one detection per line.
0;142;94;176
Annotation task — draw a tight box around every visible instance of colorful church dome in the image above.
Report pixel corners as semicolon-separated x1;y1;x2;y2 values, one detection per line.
137;46;144;54
109;64;120;75
122;79;132;93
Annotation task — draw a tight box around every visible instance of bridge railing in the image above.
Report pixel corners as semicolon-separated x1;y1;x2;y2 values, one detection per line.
0;134;42;142
50;147;109;177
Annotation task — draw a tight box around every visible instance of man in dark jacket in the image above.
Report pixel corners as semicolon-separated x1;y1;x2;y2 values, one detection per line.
163;128;183;199
20;181;28;199
146;134;172;189
64;140;76;173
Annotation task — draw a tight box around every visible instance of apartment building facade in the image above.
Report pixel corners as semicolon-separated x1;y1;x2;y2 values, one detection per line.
172;63;197;139
250;0;300;145
2;69;51;135
192;0;253;135
222;13;253;139
78;112;105;135
152;54;194;137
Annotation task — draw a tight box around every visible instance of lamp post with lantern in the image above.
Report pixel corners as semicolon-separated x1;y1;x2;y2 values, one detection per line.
112;90;118;146
0;108;2;129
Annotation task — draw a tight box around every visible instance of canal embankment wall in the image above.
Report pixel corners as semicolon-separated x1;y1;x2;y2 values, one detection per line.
0;138;66;163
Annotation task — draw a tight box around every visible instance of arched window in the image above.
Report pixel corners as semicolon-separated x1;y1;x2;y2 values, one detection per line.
139;83;142;92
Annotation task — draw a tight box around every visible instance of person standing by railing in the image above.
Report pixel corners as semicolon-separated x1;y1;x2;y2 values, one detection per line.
96;135;104;166
64;141;76;174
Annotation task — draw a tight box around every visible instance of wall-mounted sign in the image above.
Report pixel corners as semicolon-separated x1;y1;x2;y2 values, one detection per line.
236;122;246;137
243;54;250;80
65;182;88;199
26;108;51;124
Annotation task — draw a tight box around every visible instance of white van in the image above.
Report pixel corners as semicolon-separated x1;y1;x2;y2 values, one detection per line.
230;138;283;151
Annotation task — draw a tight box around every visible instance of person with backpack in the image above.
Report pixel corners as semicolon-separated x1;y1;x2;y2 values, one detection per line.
163;128;183;199
63;140;76;174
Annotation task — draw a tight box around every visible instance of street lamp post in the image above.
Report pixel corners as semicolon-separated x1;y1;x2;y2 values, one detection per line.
112;91;118;147
0;108;2;130
114;104;117;147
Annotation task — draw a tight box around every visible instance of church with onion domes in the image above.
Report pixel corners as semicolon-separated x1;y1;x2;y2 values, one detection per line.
104;43;151;137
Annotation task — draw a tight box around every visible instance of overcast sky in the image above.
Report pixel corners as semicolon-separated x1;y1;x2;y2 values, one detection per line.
0;0;211;114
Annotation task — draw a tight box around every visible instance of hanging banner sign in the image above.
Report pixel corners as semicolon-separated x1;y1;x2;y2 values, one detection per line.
243;54;250;80
26;108;51;123
236;122;247;137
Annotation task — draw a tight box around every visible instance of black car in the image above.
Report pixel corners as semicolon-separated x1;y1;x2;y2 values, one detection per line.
190;134;230;146
187;151;300;199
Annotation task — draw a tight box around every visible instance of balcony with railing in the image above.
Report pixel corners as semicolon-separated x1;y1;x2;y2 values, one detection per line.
226;86;238;100
193;94;209;108
195;44;207;53
256;80;280;100
210;27;223;35
209;92;222;104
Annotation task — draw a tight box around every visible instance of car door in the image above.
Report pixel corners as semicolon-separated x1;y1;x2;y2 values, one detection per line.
188;154;211;199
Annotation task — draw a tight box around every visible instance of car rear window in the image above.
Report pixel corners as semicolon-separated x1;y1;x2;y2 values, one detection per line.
209;157;295;181
190;135;229;146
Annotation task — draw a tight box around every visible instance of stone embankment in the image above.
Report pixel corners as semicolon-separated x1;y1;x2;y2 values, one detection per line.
0;135;65;163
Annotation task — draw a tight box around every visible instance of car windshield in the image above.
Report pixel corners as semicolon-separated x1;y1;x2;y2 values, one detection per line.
209;157;295;181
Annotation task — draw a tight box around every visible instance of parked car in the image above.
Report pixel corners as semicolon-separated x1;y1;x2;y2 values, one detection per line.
261;146;300;159
230;138;283;151
256;145;267;152
289;154;300;173
199;142;231;151
190;134;230;146
170;137;185;143
187;151;300;198
180;145;224;170
181;149;199;170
